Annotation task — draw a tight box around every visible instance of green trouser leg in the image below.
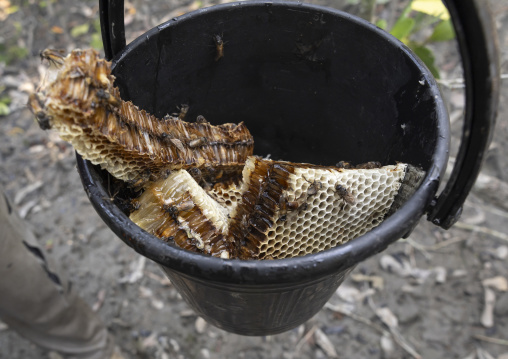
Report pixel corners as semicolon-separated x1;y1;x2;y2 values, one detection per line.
0;186;113;359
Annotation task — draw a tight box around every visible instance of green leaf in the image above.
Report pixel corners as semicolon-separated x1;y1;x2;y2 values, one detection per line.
71;23;90;38
376;19;387;30
428;19;455;42
90;33;103;50
7;5;19;14
408;42;440;79
390;17;415;40
0;103;10;117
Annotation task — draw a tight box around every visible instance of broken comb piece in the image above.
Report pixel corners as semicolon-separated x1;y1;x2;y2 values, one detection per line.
130;170;234;258
28;48;254;185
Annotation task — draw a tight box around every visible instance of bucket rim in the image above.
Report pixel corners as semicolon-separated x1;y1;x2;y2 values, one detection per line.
77;0;449;286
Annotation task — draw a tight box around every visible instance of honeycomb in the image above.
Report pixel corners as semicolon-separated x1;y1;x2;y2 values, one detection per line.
260;165;406;259
227;157;415;259
130;170;233;258
207;181;243;212
28;49;254;185
30;49;427;260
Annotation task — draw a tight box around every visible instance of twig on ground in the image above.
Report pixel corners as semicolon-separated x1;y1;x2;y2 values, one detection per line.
401;236;467;252
367;298;422;359
324;302;422;359
144;270;172;286
429;236;468;251
454;222;508;242
294;325;318;352
474;334;508;346
437;73;508;89
403;238;432;259
324;303;385;334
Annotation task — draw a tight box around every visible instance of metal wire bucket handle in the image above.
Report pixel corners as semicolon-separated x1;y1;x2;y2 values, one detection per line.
98;0;500;230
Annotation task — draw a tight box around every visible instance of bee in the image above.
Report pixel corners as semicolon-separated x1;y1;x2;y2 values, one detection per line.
335;184;356;205
303;176;323;197
40;49;66;68
159;132;174;144
189;136;208;148
132;200;141;211
169;138;185;152
163;199;194;223
28;93;52;130
187;167;212;190
96;88;120;107
196;115;209;124
187;167;202;181
163;114;177;121
163;235;175;243
355;161;382;169
335;161;351;169
35;110;52;130
277;193;308;222
103;174;120;202
177;104;189;120
238;214;251;240
213;34;224;61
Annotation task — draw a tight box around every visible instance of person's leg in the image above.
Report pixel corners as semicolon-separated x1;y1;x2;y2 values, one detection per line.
0;187;114;359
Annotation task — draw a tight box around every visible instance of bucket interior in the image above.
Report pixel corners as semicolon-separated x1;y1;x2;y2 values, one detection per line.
111;2;444;171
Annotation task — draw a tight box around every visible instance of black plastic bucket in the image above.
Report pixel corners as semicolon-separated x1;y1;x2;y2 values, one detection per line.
76;0;499;335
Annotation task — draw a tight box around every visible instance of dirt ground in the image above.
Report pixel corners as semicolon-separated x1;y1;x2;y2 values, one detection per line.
0;0;507;358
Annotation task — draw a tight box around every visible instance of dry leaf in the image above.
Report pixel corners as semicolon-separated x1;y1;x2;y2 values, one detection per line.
139;286;153;298
351;273;384;290
169;338;180;352
140;333;158;350
314;328;338;358
495;246;508;260
482;276;508;292
452;269;468;277
461;352;475;359
151;299;164;310
195;317;207;334
481;288;496;328
119;257;146;284
0;321;8;331
376;307;399;328
434;267;447;283
92;289;106;312
380;332;395;356
51;25;64;34
336;285;360;302
477;347;495;359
